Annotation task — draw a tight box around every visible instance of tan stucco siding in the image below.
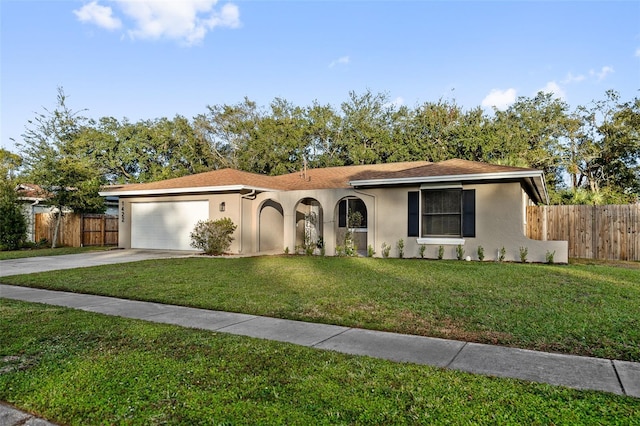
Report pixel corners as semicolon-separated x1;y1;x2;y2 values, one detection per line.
116;180;567;262
470;182;567;262
369;182;567;262
257;199;285;252
240;196;254;253
117;194;244;253
253;188;374;255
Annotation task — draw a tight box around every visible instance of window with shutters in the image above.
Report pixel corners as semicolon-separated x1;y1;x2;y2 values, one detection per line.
422;189;462;237
407;188;475;240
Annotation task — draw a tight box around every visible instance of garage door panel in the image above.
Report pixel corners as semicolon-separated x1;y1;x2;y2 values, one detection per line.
131;201;209;250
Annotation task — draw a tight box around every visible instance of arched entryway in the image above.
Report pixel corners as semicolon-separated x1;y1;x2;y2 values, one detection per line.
335;197;368;255
259;199;284;252
295;198;323;254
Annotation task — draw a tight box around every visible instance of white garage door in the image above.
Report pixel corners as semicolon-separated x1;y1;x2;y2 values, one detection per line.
131;201;209;250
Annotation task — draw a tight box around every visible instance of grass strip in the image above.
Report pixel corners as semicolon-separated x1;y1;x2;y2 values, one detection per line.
1;299;638;425
0;246;111;260
3;256;639;362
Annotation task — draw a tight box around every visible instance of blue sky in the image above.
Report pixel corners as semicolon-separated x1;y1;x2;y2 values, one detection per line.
2;1;639;153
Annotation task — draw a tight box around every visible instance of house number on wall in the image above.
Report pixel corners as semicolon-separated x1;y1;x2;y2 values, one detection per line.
121;202;125;223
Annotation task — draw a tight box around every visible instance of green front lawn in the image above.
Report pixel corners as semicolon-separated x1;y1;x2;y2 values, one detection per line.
4;256;639;361
1;300;637;425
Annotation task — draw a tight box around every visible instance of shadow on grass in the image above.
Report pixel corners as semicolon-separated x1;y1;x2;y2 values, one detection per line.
3;255;639;361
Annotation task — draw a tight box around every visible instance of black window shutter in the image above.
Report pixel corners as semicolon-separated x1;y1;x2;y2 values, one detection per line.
462;189;476;237
338;199;347;228
407;191;419;237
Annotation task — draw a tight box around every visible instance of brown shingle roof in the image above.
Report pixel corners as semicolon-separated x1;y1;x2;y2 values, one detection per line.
107;169;279;192
100;162;433;193
100;159;541;194
271;161;432;190
349;159;539;182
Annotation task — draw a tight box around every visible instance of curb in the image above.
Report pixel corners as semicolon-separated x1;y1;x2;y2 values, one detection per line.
0;402;58;426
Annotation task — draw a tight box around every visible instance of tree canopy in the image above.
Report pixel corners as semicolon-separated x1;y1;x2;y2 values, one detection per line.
10;88;640;205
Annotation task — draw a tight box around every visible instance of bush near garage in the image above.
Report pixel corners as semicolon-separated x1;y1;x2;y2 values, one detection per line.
190;218;237;255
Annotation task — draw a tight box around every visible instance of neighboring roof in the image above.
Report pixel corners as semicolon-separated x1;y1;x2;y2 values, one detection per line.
99;159;548;203
16;184;51;202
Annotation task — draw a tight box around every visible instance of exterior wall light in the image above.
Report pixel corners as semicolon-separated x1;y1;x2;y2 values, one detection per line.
219;202;226;212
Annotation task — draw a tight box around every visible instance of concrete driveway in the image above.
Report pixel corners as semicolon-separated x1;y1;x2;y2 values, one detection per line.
0;249;196;277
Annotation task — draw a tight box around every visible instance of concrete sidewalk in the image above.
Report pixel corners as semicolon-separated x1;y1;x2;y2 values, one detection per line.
2;284;638;403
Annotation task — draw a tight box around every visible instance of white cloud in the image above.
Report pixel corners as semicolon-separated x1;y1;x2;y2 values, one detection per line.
73;0;240;45
73;1;122;30
329;56;350;68
385;96;404;108
481;88;517;110
589;66;614;81
561;72;586;84
635;48;640;57
204;3;240;30
540;81;566;100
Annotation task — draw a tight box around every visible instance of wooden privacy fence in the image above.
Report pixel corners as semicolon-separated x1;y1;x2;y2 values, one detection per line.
35;213;118;247
526;204;640;261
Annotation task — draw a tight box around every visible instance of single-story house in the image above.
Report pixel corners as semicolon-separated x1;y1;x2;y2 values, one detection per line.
99;159;568;263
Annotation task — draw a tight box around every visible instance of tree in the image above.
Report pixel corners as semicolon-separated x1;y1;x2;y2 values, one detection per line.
303;101;343;168
452;106;495;162
166;115;217;177
196;97;261;170
0;148;23;180
489;92;568;189
127;116;216;181
0;149;28;250
0;176;27;251
244;98;308;175
337;90;395;165
18;87;105;248
560;91;639;203
73;117;140;184
390;100;464;163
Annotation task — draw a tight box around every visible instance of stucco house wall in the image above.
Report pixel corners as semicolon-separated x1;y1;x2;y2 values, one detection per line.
368;183;567;263
251;188;378;256
102;159;568;263
117;193;244;252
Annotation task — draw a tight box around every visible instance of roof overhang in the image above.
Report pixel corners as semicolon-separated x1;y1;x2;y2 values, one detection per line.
99;185;278;197
18;197;48;204
350;170;549;204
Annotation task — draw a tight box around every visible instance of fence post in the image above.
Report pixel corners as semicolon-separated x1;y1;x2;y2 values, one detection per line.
101;215;106;247
542;206;547;241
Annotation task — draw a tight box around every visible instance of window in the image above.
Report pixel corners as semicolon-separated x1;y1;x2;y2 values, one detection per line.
423;189;462;236
338;198;367;229
407;189;475;239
